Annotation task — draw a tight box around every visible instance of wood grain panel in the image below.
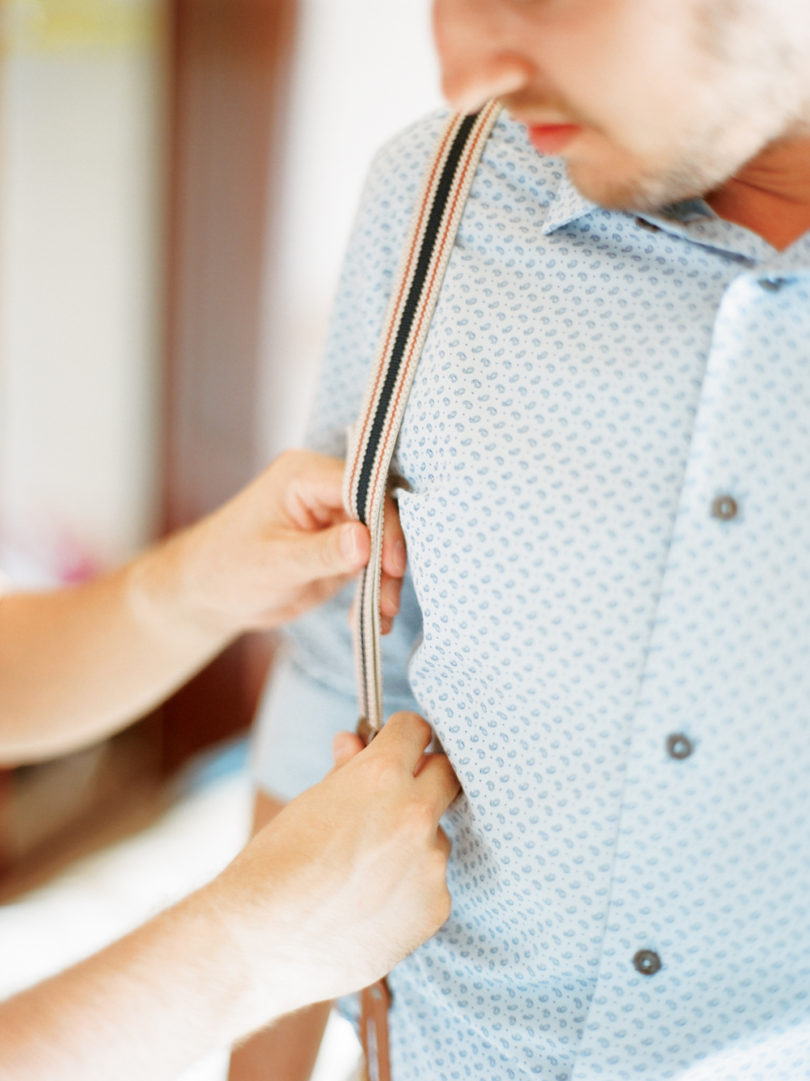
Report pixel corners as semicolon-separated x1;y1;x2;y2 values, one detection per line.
159;0;296;769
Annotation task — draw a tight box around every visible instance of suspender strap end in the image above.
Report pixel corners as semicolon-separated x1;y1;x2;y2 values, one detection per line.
360;979;393;1081
357;716;376;746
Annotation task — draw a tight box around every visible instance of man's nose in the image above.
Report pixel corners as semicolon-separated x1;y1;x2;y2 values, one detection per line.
441;52;534;114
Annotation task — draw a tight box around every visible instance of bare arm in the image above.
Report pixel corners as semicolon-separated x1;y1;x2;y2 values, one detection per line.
0;450;405;764
0;713;457;1081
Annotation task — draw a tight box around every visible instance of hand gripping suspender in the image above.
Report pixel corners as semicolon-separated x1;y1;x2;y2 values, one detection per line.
342;101;501;1081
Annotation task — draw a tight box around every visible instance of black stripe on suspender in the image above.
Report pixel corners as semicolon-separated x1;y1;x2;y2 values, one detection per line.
353;111;478;525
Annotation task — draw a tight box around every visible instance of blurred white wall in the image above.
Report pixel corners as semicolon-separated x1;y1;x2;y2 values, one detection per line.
258;0;441;459
0;0;165;585
0;0;440;581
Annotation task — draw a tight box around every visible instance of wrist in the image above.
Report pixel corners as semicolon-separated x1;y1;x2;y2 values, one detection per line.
125;531;238;652
193;876;300;1036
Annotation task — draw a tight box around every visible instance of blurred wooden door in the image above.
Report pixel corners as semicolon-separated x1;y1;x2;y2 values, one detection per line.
159;0;297;770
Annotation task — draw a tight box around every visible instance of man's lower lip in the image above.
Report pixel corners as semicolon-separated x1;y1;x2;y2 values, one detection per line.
526;124;582;154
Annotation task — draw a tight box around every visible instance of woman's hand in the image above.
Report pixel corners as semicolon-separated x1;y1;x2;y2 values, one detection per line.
169;449;406;635
204;711;459;1022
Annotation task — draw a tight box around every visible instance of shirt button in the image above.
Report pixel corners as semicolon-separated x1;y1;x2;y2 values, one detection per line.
633;949;662;976
759;276;787;292
711;494;738;521
666;733;694;760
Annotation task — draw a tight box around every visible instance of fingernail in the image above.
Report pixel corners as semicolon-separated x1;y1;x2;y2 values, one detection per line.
393;539;407;575
333;731;352;758
381;579;401;615
340;523;362;565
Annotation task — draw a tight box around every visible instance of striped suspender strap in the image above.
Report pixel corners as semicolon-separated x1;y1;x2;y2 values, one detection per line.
343;100;501;746
344;101;500;1081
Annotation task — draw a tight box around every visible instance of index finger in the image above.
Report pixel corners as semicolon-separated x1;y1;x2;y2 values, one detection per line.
371;711;434;772
283;451;351;526
381;490;407;578
414;754;462;820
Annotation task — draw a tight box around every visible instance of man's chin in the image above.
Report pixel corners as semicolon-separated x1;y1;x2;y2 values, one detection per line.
563;149;712;214
564;158;673;213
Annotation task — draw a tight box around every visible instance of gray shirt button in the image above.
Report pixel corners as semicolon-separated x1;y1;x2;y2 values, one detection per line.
667;733;694;760
633;949;662;976
711;494;738;521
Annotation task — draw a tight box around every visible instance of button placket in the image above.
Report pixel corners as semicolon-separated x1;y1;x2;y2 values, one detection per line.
578;265;810;1066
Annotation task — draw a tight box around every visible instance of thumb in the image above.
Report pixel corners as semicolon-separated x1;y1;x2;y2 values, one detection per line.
283;521;370;583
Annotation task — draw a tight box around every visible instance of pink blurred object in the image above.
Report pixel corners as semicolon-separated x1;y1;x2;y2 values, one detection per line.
54;533;105;584
0;517;107;588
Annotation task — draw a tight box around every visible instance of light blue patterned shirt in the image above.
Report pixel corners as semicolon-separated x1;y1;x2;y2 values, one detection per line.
253;110;810;1080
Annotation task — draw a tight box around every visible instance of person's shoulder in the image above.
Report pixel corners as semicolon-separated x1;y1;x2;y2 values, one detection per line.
375;109;452;165
344;111;453;274
308;112;455;440
361;109;452;205
364;107;584;228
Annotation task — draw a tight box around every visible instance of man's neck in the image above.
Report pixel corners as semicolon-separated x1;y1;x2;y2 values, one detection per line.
706;130;810;251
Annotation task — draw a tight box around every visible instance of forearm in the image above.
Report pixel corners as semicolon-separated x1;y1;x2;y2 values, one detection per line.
0;451;397;765
0;713;459;1081
0;887;281;1081
0;533;232;764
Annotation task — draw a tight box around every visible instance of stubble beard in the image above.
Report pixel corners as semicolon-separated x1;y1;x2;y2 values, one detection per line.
559;0;810;212
562;137;741;212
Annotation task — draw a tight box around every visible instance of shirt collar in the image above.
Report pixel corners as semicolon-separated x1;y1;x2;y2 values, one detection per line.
539;162;810;271
541;169;596;234
542;166;719;236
